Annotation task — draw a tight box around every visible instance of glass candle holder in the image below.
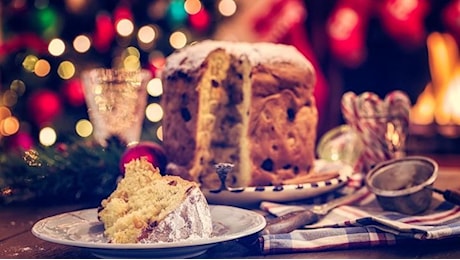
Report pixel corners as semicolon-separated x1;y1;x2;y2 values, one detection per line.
82;68;151;147
316;124;363;168
341;91;411;173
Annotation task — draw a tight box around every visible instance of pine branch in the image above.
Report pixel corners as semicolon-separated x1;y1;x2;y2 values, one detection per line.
0;137;125;205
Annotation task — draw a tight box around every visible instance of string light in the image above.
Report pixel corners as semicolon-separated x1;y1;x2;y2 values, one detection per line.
34;59;51;77
39;126;57;146
167;0;188;27
9;80;26;96
22;55;38;72
149;51;166;70
138;25;156;44
146;103;163;122
123;55;140;70
184;0;202;15
2;90;18;107
75;119;92;137
116;18;134;37
218;0;237;17
48;38;66;56
73;34;91;53
57;61;75;79
169;31;187;49
0;116;20;136
1;0;244;149
147;78;163;97
0;106;11;120
156;125;163;141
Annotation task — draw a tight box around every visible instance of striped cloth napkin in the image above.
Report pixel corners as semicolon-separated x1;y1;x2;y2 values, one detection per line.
259;186;460;254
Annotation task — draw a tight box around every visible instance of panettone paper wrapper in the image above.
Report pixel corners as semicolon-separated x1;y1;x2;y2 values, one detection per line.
259;172;460;254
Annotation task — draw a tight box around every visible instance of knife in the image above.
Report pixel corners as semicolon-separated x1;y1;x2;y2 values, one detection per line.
261;187;370;235
235;187;370;254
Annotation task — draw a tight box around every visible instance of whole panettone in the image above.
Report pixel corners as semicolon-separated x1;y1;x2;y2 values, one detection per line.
160;40;317;189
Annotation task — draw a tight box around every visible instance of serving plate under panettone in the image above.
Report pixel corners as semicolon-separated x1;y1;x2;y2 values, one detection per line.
32;205;265;258
203;159;354;206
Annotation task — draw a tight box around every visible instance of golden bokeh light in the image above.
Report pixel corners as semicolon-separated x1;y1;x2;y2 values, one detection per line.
34;59;51;77
75;119;93;137
123;55;141;70
184;0;202;15
138;25;156;44
169;31;187;49
57;61;76;79
0;106;12;120
149;51;165;69
2;90;18;107
156;125;163;141
22;55;39;72
39;127;57;146
146;102;163;122
218;0;237;17
48;38;66;56
1;116;20;136
147;78;163;97
73;34;91;53
10;80;26;96
116;18;134;37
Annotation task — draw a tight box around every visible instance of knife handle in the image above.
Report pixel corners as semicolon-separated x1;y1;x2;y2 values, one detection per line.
443;189;460;206
260;210;319;235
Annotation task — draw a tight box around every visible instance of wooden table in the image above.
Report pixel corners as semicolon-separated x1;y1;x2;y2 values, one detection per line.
2;153;460;259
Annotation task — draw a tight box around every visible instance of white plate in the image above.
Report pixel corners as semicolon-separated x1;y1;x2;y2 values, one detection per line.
203;160;353;206
32;205;266;258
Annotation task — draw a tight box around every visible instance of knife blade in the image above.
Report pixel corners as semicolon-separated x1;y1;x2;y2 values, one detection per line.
260;187;370;235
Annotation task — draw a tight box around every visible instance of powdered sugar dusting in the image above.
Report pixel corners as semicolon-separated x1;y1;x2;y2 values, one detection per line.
139;187;213;243
162;40;313;77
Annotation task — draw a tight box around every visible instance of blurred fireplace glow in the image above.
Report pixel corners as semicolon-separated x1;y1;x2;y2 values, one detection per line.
410;32;460;137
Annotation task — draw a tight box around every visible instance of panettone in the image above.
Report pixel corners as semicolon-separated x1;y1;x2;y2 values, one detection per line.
161;40;317;189
98;158;212;243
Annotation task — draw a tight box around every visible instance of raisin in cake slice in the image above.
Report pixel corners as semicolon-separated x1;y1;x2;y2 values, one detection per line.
98;157;213;243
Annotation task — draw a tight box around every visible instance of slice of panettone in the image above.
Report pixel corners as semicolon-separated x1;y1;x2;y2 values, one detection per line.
98;157;212;243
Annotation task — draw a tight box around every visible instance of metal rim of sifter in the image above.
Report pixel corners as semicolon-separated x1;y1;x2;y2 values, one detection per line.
365;156;438;197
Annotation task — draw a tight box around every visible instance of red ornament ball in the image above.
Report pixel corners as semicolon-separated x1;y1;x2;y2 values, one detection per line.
61;79;85;107
27;89;62;126
120;141;168;175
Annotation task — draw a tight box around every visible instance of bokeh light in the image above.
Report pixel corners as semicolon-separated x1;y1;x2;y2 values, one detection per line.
0;116;20;136
169;31;187;49
75;119;93;137
149;51;166;70
2;90;18;107
156;125;163;141
116;18;134;37
22;55;38;72
48;38;66;56
34;59;51;77
57;61;76;79
147;78;163;97
123;55;140;70
73;34;91;53
39;126;57;146
146;103;163;122
0;106;11;120
138;25;156;44
218;0;237;17
184;0;202;15
10;80;26;96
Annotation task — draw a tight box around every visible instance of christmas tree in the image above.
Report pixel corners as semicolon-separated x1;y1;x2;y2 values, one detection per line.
0;0;237;204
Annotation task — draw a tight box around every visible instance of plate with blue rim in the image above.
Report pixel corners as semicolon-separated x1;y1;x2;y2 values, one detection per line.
32;205;266;259
203;159;354;206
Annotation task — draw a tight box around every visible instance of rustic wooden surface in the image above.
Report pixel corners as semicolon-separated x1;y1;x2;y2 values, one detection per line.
1;153;460;259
